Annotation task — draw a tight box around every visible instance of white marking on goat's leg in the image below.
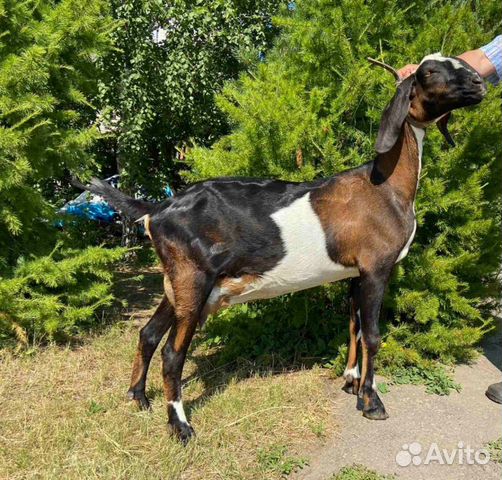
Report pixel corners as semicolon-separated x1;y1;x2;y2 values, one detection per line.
410;125;425;167
343;364;361;380
372;376;377;391
169;400;189;424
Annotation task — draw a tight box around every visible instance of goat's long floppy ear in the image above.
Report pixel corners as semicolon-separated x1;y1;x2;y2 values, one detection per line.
436;112;455;147
375;75;415;154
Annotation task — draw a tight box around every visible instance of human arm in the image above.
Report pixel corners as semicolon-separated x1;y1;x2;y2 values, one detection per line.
475;35;502;85
457;49;496;79
397;63;418;79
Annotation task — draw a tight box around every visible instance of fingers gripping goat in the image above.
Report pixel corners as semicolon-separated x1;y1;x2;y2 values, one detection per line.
75;54;485;442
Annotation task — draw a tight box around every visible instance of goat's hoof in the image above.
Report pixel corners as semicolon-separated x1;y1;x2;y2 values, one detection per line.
127;390;151;411
362;394;389;420
169;420;195;445
341;375;360;395
363;407;389;420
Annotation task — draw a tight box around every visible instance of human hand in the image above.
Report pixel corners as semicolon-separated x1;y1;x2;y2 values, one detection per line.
397;63;419;79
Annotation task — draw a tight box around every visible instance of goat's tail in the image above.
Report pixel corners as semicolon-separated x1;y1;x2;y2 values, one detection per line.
71;177;164;221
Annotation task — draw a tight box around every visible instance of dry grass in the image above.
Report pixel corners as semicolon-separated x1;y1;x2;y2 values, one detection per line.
0;308;336;479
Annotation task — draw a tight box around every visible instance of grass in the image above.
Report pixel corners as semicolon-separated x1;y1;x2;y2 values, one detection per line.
487;438;502;464
380;364;461;396
0;296;335;480
330;465;395;479
257;444;308;475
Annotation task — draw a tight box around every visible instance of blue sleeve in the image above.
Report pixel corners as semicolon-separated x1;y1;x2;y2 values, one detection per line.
480;35;502;85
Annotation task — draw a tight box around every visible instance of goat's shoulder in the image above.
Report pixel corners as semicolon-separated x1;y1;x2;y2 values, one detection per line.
309;163;372;203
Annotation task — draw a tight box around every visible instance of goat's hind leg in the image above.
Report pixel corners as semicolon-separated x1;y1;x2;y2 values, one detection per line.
128;295;174;410
342;278;362;395
161;268;213;444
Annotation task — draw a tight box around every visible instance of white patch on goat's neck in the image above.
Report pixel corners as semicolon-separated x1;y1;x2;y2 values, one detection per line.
410;125;425;179
396;125;424;264
396;221;417;263
169;400;189;424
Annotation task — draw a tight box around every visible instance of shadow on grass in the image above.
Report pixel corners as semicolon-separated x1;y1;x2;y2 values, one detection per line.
112;265;164;319
139;348;321;414
182;353;310;416
182;337;338;417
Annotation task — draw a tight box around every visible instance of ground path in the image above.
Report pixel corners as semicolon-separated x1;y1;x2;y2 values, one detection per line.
294;323;502;480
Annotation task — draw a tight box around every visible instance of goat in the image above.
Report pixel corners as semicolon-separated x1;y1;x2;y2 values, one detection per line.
76;54;485;443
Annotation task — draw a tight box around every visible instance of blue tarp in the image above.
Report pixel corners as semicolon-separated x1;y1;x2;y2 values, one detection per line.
58;175;173;225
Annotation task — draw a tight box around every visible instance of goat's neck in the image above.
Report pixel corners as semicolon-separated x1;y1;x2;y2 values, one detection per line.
373;122;424;204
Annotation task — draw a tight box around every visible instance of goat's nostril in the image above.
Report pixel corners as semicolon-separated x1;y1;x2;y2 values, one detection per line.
472;77;482;85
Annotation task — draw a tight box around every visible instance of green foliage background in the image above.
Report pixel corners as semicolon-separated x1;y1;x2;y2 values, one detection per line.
0;0;113;264
0;0;284;346
188;0;502;377
101;0;283;196
0;245;127;347
0;0;126;345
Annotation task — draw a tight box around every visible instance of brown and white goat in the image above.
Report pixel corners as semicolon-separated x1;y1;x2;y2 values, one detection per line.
77;54;485;442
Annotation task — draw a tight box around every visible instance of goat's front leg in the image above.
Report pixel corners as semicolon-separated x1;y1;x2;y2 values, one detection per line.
358;269;390;420
343;278;361;395
128;295;174;410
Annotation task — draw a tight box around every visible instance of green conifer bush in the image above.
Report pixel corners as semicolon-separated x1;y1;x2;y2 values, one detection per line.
0;0;114;263
0;245;127;346
0;0;125;346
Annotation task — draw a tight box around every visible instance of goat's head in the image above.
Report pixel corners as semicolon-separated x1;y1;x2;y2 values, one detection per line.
370;54;486;154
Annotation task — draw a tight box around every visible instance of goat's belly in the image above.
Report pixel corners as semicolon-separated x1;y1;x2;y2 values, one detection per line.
206;192;359;311
228;264;359;305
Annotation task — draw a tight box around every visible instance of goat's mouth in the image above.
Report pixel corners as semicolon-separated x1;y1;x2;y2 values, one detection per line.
465;86;487;103
467;80;487;99
452;84;487;106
